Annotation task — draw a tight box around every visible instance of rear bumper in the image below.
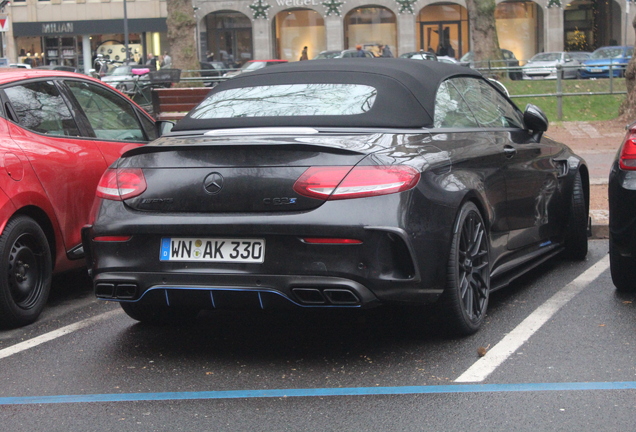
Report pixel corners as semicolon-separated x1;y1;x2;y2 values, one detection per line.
82;195;455;310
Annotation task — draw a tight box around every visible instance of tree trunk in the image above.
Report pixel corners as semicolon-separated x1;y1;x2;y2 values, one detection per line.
619;15;636;120
166;0;200;86
465;0;503;76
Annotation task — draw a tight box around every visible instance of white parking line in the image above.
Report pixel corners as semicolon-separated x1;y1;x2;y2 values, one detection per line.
455;255;610;383
0;309;122;360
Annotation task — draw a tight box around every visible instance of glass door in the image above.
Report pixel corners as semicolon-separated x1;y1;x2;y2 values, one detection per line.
421;22;461;58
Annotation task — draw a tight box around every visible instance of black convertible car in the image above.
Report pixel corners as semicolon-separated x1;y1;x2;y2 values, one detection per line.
82;59;589;335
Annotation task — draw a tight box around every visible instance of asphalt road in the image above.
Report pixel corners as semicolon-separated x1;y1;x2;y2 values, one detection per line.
0;240;634;431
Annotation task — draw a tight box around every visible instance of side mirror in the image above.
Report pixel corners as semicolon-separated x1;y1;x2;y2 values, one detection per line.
156;120;174;137
524;104;548;141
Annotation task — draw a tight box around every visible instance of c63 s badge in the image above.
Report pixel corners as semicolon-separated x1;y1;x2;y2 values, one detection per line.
263;197;297;205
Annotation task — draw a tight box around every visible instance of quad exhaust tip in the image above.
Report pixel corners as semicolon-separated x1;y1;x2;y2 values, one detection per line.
292;287;360;305
95;282;139;300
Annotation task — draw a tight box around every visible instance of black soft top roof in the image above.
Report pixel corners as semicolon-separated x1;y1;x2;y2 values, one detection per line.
174;58;483;131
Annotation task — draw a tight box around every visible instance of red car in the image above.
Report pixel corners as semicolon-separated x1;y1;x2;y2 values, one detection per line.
0;69;162;328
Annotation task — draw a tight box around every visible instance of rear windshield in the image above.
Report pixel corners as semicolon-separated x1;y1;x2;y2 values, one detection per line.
188;84;377;119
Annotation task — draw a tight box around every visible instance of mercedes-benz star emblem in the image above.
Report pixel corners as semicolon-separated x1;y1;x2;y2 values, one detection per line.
203;172;224;195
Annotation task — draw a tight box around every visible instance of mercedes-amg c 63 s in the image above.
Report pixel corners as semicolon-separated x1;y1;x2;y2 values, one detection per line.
82;59;589;335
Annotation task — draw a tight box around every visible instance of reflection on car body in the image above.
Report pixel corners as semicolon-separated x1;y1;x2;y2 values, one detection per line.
83;59;589;336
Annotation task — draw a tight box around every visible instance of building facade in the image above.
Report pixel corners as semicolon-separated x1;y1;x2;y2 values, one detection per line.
4;0;167;72
1;0;634;72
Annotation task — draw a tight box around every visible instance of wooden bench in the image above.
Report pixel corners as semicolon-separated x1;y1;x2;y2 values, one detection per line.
150;87;210;121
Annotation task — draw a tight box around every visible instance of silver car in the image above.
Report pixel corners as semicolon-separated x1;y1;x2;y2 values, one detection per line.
522;52;582;80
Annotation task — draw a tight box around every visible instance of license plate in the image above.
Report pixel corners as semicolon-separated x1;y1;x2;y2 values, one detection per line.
160;238;265;263
590;68;603;73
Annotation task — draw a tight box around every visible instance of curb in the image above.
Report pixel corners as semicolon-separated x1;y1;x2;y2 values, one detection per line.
590;210;609;240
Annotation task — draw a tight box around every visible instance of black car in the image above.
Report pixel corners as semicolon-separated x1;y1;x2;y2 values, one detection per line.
609;122;636;291
199;61;227;87
82;59;589;335
460;49;522;80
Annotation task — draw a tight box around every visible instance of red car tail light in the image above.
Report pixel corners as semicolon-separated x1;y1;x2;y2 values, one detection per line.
619;128;636;170
294;165;420;200
93;236;132;242
96;168;147;201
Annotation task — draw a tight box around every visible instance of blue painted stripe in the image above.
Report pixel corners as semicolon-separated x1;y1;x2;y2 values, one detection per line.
1;381;635;405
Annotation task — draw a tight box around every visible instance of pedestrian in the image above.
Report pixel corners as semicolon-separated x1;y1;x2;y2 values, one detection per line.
146;53;158;70
380;44;393;58
206;51;214;62
355;44;365;57
161;51;172;68
299;46;309;61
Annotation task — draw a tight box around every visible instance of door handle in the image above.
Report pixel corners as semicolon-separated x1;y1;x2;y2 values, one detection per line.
503;145;516;158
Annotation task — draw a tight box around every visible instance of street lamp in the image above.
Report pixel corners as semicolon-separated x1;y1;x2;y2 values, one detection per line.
123;0;130;63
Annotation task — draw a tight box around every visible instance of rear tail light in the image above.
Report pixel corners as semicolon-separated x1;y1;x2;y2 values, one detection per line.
293;165;420;200
619;128;636;170
96;168;147;201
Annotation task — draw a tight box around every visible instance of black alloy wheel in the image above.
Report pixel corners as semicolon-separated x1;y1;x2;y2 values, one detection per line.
441;202;490;336
0;216;52;328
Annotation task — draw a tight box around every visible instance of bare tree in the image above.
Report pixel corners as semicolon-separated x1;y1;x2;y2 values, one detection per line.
166;0;200;85
620;16;636;120
465;0;504;74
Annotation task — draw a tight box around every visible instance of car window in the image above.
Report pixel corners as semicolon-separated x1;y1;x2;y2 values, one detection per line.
65;80;147;142
449;77;524;129
4;81;80;136
433;80;480;128
189;84;377;119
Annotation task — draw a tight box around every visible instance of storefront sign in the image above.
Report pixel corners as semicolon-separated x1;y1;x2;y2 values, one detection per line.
0;15;8;32
275;0;321;6
42;22;74;34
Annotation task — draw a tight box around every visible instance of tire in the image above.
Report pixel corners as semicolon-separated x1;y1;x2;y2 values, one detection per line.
0;216;52;328
563;171;588;260
440;202;490;336
609;236;636;292
120;300;199;325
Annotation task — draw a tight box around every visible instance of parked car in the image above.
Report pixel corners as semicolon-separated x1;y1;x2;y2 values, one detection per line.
460;49;522;80
609;121;636;292
313;49;376;59
199;61;227;87
522;52;583;80
399;51;438;61
568;51;592;63
35;65;78;73
100;64;150;92
578;46;633;78
313;50;345;59
82;59;589;336
223;59;288;78
437;56;460;64
0;69;167;328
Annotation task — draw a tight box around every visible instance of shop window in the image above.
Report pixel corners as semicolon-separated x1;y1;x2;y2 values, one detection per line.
274;9;325;61
345;7;396;56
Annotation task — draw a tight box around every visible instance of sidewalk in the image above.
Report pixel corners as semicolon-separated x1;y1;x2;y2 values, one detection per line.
547;119;626;239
